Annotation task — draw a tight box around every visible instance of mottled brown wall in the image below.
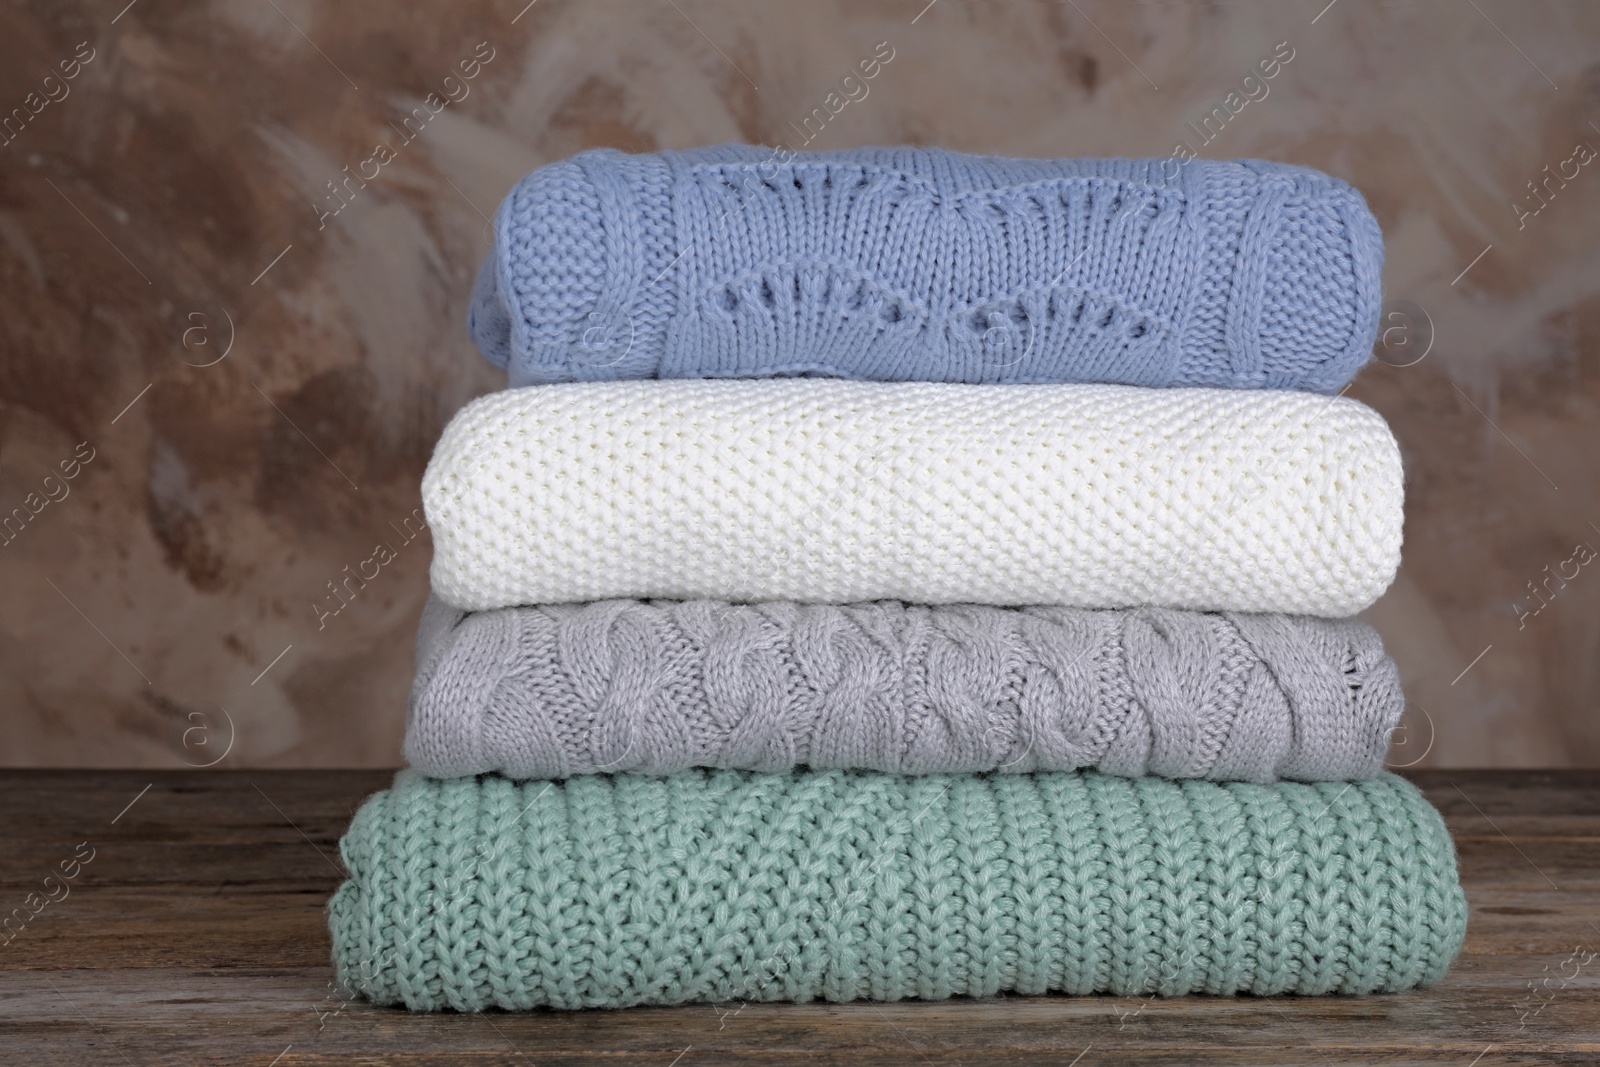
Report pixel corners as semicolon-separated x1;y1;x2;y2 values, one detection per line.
1;0;1597;769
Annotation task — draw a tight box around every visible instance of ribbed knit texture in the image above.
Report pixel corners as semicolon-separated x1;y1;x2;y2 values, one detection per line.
407;595;1404;782
469;147;1382;392
422;380;1404;614
328;768;1466;1010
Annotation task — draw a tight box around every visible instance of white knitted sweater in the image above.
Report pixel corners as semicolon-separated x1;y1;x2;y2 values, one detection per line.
423;381;1403;615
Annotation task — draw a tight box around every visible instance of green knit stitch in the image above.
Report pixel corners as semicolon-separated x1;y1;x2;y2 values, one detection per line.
1143;779;1205;996
1189;780;1254;995
1236;779;1304;995
329;768;1467;1010
1286;782;1348;995
1043;773;1109;994
996;775;1061;996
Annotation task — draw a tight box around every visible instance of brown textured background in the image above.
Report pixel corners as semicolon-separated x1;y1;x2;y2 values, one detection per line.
1;0;1596;770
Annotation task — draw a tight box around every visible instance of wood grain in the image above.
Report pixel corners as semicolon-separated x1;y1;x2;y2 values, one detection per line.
0;770;1596;1065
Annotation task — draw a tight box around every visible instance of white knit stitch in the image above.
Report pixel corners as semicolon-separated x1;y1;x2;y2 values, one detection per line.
423;380;1404;615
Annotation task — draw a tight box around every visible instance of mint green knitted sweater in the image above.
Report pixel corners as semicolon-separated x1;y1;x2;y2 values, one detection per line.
329;769;1465;1010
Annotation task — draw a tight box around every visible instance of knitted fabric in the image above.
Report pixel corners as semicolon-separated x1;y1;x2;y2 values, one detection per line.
328;768;1466;1009
407;595;1405;782
423;380;1404;615
469;146;1383;393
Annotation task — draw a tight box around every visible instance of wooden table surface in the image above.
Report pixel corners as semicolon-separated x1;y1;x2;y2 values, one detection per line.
0;770;1595;1066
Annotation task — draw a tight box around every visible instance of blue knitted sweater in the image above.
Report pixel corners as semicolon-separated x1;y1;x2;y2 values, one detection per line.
470;146;1383;391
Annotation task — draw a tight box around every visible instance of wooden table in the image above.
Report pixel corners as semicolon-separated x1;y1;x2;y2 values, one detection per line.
0;770;1595;1065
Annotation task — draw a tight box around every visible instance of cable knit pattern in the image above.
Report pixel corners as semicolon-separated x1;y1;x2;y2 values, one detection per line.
406;595;1404;782
423;380;1404;614
468;146;1383;392
328;768;1466;1009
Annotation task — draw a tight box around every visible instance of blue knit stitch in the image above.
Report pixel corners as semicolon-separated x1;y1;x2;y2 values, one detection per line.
469;145;1384;392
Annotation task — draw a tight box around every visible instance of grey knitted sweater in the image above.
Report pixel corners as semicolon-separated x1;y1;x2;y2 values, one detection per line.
407;596;1402;782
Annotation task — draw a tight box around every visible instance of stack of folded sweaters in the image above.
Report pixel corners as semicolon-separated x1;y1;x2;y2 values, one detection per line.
329;146;1467;1011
